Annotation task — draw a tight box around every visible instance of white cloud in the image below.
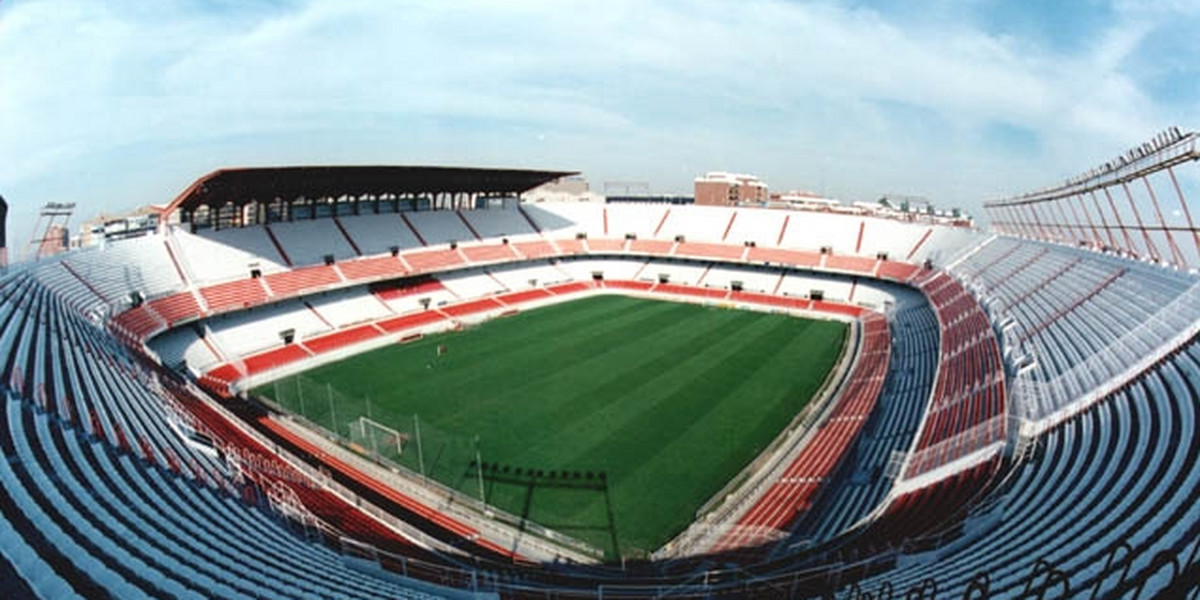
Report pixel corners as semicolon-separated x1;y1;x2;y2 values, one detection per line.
0;0;1196;241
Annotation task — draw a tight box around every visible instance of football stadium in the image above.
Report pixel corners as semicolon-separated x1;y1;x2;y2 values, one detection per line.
255;295;849;554
0;124;1197;599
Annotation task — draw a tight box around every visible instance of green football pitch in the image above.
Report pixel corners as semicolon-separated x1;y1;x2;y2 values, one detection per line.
255;294;848;556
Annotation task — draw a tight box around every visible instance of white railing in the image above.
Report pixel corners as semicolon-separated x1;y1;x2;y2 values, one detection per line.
177;379;472;557
942;234;997;272
899;414;1008;481
271;414;603;563
890;441;1007;498
1015;278;1200;434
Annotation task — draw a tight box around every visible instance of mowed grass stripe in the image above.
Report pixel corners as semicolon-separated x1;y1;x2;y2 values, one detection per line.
258;295;848;555
524;312;844;546
511;309;776;464
422;295;657;389
478;303;762;456
434;299;705;432
369;297;680;425
602;318;845;544
318;295;644;405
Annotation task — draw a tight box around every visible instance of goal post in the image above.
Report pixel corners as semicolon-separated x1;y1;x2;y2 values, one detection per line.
351;416;408;459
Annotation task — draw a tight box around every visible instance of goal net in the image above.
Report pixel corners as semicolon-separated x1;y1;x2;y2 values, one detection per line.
350;416;408;460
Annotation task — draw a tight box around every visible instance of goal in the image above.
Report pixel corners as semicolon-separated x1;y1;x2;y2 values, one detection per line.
351;416;408;459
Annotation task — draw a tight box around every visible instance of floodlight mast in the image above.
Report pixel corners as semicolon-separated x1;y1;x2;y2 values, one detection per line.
24;202;76;262
475;435;486;505
984;127;1200;269
0;194;7;270
414;414;425;482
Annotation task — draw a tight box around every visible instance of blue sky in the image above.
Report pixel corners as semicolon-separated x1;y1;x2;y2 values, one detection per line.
1;0;1198;251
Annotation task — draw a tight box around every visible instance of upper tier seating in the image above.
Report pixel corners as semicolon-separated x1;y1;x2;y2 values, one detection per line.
60;236;185;304
605;204;669;239
404;211;475;245
261;266;341;299
30;261;105;314
724;208;788;247
458;242;518;264
778;211;864;255
335;213;424;256
519;203;979;265
158;205;985;296
919;225;983;265
657;206;736;242
521;202;604;237
950;236;1199;423
458;207;537;240
268;220;358;266
146;292;204;328
173;228;288;285
402;248;465;272
1;273;219;484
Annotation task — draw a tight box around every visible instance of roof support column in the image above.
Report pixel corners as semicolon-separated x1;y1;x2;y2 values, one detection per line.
1166;165;1200;261
1008;205;1032;238
1050;198;1076;244
1005;205;1028;238
1071;194;1103;249
1142;175;1186;267
1120;181;1162;261
1102;188;1138;255
985;206;1005;234
1028;203;1054;242
1089;191;1119;250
